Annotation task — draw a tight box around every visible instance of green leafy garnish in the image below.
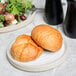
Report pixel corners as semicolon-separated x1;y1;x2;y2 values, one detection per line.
21;0;32;10
0;22;4;28
6;0;32;15
0;15;5;21
11;6;19;15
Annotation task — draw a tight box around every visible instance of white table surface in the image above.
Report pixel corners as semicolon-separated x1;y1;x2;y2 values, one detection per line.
0;0;76;76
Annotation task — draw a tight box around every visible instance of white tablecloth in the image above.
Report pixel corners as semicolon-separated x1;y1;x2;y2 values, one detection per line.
0;0;76;76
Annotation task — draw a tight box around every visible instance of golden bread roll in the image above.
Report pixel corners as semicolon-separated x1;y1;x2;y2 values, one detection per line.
11;35;43;62
31;24;63;52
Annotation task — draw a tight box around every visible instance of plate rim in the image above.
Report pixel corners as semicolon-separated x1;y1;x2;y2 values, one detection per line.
6;39;68;72
0;11;36;33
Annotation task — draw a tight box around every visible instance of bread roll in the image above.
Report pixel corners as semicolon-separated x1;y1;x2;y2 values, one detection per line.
11;35;43;62
31;24;63;52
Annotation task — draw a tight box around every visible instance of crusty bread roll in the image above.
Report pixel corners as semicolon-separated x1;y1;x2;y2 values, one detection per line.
11;35;43;62
31;24;63;52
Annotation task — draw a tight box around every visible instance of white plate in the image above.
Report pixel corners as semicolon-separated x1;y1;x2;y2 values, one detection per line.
0;11;36;33
6;40;67;72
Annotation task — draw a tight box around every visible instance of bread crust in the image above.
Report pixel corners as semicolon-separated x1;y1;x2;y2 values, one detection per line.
11;35;43;62
31;24;63;52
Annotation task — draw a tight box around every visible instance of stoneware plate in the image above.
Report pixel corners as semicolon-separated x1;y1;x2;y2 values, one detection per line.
0;11;36;33
6;39;67;72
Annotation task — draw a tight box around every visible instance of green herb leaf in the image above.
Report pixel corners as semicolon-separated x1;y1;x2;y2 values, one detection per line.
5;4;13;12
18;16;21;22
22;0;32;10
6;0;32;15
0;15;5;21
0;22;4;28
11;6;19;15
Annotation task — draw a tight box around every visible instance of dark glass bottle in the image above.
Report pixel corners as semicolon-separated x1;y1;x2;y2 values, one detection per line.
63;0;76;38
45;0;63;25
